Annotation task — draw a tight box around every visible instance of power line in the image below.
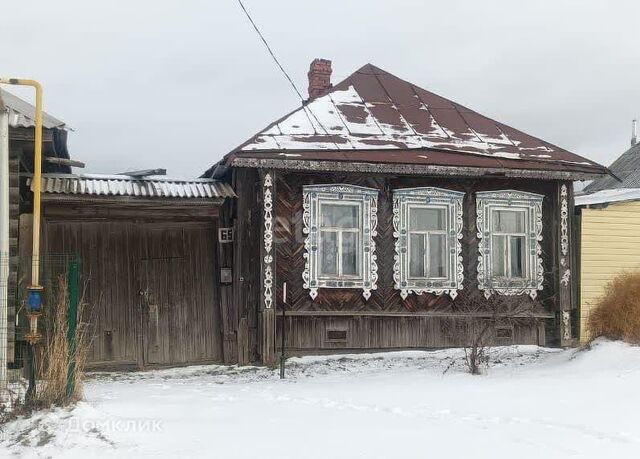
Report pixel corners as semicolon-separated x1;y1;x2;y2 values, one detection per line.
235;0;332;138
236;0;305;102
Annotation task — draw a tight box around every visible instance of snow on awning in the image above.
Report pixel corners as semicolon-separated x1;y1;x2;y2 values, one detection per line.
575;188;640;206
33;174;235;200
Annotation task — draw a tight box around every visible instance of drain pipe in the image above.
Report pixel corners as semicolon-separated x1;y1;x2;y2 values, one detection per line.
0;97;9;389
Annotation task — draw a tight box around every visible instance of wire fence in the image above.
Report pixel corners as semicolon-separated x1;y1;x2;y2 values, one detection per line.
1;253;82;417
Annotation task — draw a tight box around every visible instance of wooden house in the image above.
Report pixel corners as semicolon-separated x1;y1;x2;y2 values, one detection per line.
205;60;609;365
575;129;640;341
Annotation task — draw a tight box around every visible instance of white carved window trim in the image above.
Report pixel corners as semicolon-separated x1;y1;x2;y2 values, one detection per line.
393;187;464;300
302;184;378;300
476;190;544;299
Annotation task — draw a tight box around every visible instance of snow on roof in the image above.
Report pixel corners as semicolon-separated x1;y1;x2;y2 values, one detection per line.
232;64;605;175
34;174;235;199
0;88;67;130
575;188;640;206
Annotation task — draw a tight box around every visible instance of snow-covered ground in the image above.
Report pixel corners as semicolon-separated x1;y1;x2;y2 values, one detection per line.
2;340;640;458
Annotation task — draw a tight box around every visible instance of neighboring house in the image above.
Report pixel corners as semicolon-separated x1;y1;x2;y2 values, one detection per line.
576;128;640;342
0;88;71;366
205;59;608;365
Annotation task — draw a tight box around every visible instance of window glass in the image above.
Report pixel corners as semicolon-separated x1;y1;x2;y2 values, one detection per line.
510;236;526;278
321;204;358;228
409;234;426;278
320;231;338;275
494;210;525;233
429;234;447;278
341;232;358;276
492;235;507;277
409;207;446;231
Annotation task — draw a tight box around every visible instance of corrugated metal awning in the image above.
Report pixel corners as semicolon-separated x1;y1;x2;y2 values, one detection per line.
34;174;235;200
0;88;67;130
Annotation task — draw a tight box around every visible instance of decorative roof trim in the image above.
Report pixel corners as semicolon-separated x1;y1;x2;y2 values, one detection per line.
231;157;604;181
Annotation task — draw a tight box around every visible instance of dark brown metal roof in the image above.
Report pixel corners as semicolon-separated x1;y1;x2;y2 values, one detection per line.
223;64;607;177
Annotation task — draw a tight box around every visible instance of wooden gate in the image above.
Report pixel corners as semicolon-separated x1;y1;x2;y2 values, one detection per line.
139;257;186;365
42;220;223;369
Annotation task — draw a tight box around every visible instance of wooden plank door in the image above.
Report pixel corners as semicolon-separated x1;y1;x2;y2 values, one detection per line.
139;257;185;365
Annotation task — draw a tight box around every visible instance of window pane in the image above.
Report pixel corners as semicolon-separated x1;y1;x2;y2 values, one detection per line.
341;232;358;276
409;234;426;278
428;234;447;278
494;210;525;233
321;204;359;228
492;235;507;277
510;236;526;278
409;207;446;231
320;231;338;275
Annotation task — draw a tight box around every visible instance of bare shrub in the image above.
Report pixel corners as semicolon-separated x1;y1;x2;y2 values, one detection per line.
588;271;640;344
457;294;535;375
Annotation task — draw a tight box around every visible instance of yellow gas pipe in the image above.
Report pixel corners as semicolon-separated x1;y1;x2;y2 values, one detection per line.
0;78;44;343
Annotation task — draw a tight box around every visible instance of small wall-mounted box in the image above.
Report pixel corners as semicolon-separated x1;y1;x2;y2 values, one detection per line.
220;267;233;284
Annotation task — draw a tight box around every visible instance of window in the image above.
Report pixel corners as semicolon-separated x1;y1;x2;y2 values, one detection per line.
476;190;544;299
393;187;464;299
319;203;360;277
302;184;378;300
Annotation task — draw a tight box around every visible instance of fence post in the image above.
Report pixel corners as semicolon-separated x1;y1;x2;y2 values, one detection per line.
66;257;79;399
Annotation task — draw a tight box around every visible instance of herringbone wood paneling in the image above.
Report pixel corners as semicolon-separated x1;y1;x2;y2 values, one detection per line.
275;172;556;317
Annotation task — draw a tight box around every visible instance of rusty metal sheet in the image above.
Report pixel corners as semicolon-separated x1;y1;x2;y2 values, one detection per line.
230;63;606;176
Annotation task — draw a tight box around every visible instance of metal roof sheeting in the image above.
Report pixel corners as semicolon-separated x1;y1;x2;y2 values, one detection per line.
583;142;640;193
230;64;607;177
575;188;640;206
0;88;67;130
36;174;235;199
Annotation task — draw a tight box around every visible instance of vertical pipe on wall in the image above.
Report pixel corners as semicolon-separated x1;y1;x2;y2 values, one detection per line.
0;101;10;388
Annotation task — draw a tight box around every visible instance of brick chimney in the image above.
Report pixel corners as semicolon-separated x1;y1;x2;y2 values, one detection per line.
307;58;332;100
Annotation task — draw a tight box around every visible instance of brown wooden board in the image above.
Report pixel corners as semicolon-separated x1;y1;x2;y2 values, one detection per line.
41;213;222;369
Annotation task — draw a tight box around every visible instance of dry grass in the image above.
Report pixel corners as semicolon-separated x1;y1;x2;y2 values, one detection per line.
34;275;92;406
588;271;640;344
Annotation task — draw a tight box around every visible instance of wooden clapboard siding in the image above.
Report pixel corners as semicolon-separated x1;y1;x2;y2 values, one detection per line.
6;144;20;363
266;170;559;354
278;316;545;353
579;201;640;342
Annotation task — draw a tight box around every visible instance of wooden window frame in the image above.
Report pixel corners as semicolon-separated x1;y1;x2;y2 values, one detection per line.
490;207;528;280
476;190;544;299
302;184;378;300
393;187;464;300
318;200;362;279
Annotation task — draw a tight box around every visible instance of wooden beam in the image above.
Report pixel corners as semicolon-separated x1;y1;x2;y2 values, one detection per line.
44;157;85;168
281;310;555;319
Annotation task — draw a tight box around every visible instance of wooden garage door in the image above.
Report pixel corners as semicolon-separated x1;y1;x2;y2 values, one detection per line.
43;220;222;369
139;225;221;366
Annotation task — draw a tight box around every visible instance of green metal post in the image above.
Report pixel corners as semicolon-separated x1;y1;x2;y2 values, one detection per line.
66;257;79;399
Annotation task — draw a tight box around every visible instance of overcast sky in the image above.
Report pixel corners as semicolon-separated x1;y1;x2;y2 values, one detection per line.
3;0;639;177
